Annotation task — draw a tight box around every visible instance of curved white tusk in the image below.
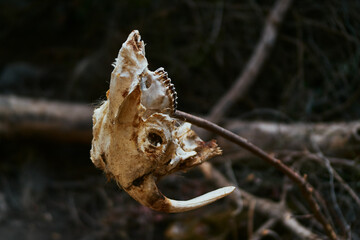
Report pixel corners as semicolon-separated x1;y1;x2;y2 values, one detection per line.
125;174;235;213
166;186;236;213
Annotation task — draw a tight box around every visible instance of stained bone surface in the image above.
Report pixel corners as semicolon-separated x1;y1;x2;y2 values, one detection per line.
90;30;234;213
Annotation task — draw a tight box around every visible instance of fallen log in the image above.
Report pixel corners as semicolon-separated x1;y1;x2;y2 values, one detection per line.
219;119;360;159
0;95;93;143
1;95;359;159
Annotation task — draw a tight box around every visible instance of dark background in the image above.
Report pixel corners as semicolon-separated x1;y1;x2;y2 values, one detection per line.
1;0;359;239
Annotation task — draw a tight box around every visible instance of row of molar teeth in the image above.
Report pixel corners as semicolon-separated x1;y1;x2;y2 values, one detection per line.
155;68;178;111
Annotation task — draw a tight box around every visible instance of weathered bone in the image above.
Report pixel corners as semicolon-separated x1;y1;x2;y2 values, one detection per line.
90;30;235;212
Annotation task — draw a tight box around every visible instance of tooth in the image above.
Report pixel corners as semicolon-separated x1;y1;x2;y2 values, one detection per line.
166;186;236;212
155;67;164;73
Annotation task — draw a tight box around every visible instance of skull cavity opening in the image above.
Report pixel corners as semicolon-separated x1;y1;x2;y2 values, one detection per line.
148;132;163;147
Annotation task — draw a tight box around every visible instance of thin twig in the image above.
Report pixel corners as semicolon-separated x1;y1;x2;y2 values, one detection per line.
283;150;360;213
251;218;278;240
321;153;351;239
311;138;352;239
248;200;256;240
173;110;337;240
333;171;360;209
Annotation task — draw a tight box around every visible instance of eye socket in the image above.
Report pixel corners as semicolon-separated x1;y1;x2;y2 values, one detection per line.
137;115;172;155
148;132;163;146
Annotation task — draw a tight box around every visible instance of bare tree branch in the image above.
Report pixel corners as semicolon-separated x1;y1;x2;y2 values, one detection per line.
201;162;321;239
207;0;293;125
173;110;337;240
220;120;360;159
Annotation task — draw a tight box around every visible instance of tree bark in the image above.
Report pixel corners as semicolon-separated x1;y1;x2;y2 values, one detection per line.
0;95;93;143
1;94;359;160
219;119;360;159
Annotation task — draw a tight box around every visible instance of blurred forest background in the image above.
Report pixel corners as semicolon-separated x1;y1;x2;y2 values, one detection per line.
1;0;360;239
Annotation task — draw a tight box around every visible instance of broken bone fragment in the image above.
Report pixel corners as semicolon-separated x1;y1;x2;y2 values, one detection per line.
90;30;235;213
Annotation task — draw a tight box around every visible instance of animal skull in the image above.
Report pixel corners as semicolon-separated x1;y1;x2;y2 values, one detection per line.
90;30;235;213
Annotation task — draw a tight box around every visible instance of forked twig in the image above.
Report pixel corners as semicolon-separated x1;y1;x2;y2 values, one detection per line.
251;218;278;240
173;110;337;240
